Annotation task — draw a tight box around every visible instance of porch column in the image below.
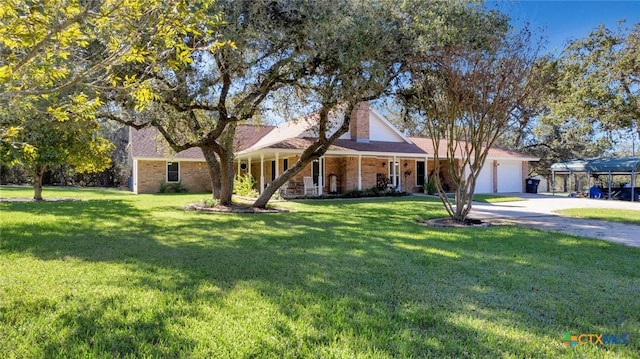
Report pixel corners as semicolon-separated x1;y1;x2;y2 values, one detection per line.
318;157;324;195
248;156;252;178
608;171;612;200
275;152;279;177
569;171;573;193
393;155;397;188
260;154;264;194
237;158;241;174
551;170;555;196
632;170;636;202
358;155;362;190
425;156;429;177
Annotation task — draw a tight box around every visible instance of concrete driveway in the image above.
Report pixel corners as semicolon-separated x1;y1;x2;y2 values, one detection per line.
468;193;640;247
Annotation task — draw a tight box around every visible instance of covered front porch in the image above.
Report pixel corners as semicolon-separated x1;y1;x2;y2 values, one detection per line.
234;150;457;196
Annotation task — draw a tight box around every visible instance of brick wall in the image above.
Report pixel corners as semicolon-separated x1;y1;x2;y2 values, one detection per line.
350;102;370;142
136;160;165;193
136;160;210;193
180;161;211;192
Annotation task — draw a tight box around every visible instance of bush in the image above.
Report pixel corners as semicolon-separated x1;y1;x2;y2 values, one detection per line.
202;198;220;207
424;176;437;195
159;181;189;193
343;187;409;199
233;174;259;197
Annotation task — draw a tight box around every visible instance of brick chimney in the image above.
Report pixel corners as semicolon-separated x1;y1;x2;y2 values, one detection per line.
350;102;370;143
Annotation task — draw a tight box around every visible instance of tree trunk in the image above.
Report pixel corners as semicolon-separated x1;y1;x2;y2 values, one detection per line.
201;146;222;200
217;148;234;206
253;157;309;208
33;166;45;201
252;102;356;208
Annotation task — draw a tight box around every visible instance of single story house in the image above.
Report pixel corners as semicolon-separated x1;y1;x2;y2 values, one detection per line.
128;103;538;195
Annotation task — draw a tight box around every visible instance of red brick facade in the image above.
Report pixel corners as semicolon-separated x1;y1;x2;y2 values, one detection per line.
134;157;462;195
350;102;370;142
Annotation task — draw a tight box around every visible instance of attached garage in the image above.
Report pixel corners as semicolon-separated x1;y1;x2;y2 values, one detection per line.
497;160;523;193
474;163;494;193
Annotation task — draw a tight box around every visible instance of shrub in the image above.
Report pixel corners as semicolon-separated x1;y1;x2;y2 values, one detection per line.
424;176;437;195
343;187;410;199
159;181;189;193
202;198;220;207
233;174;259;197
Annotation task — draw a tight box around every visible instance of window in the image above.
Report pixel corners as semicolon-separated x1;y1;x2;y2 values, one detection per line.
167;162;179;182
283;158;289;171
312;160;319;185
416;161;426;187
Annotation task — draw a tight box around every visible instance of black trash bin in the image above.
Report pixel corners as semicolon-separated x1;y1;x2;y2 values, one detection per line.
525;178;540;193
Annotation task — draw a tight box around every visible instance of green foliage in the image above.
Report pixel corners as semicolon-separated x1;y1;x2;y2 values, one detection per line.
0;186;639;357
398;5;543;221
552;23;640;136
424;176;438;195
525;23;640;175
158;182;188;193
233;174;258;198
0;91;113;199
342;187;408;198
202;198;220;207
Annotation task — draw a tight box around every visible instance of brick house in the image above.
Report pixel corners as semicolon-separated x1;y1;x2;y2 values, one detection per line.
129;103;538;195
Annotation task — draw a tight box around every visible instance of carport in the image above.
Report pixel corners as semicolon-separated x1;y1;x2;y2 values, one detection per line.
550;156;640;201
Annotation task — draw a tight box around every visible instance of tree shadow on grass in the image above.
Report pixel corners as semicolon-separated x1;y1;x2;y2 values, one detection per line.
1;198;639;357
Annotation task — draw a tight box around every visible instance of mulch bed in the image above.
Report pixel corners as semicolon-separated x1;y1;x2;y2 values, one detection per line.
184;203;288;213
418;217;492;228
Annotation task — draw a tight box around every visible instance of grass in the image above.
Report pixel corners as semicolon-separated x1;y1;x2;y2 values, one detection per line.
472;194;525;203
555;208;640;226
1;185;639;358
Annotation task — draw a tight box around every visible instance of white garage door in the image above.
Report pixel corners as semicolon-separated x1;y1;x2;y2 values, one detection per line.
497;160;523;193
474;163;493;193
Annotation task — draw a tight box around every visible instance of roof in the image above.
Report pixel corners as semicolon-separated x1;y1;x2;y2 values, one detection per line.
409;137;539;161
130;127;205;160
130;125;275;159
262;137;427;155
551;157;640;174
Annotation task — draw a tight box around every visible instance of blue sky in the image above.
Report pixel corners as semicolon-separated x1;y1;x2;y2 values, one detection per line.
488;1;640;54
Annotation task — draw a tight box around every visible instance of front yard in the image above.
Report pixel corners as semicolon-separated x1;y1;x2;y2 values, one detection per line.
1;186;638;357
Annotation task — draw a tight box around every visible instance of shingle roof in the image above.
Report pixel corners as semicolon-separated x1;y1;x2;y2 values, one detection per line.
409;137;538;160
131;126;536;161
265;137;427;155
130;127;205;160
130;125;275;159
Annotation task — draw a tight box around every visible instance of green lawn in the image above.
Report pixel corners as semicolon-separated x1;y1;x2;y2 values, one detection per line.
555;208;640;226
1;186;638;358
472;194;525;203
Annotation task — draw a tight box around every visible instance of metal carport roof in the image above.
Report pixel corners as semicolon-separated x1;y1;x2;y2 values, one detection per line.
551;157;640;174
